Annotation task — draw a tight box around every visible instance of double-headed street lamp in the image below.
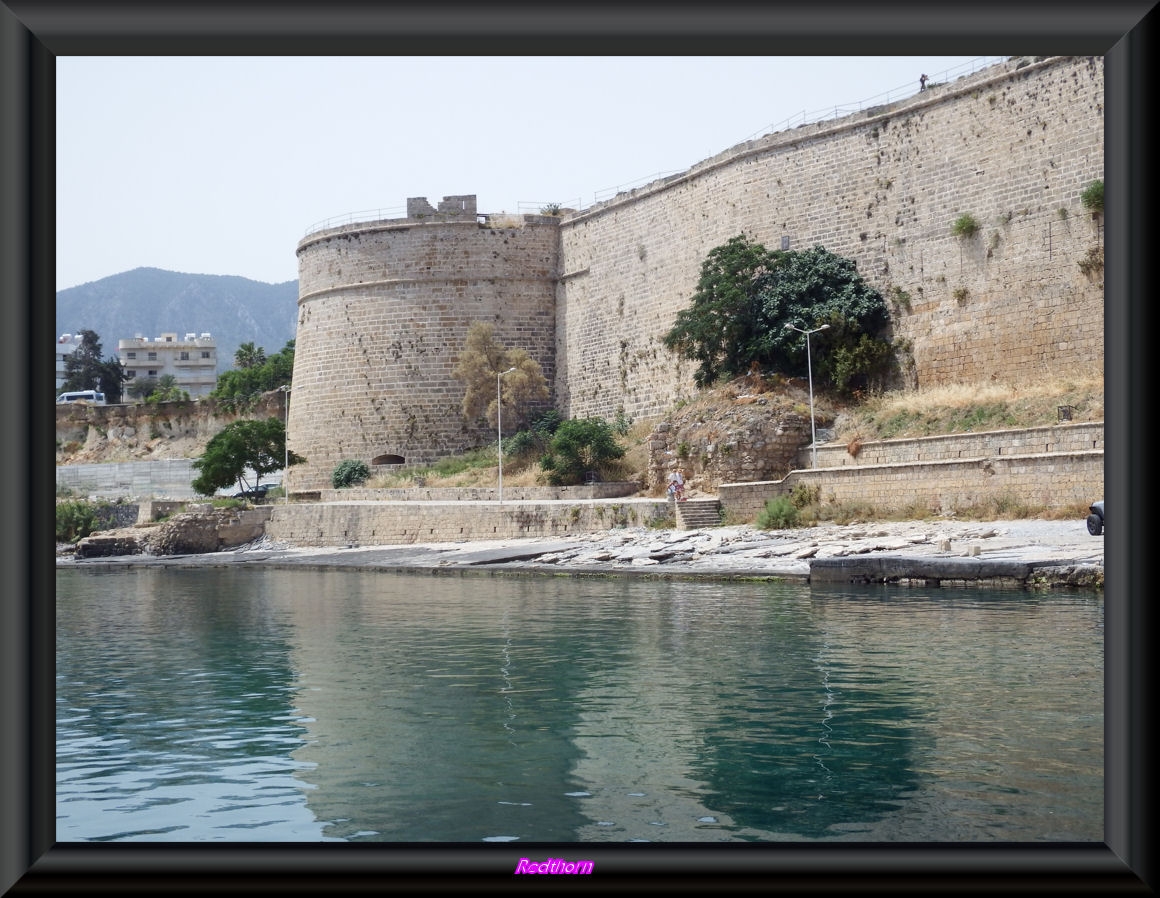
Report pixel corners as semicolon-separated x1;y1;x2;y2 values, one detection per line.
497;367;516;503
783;323;829;468
278;384;291;502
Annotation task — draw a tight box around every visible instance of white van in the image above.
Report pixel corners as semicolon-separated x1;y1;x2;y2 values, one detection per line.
57;390;107;405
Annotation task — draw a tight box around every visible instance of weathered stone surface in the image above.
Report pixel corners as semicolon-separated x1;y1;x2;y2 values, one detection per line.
647;373;816;492
74;532;143;559
56;392;285;466
73;506;273;557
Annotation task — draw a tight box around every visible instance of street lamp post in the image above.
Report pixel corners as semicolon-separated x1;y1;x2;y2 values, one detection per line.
784;323;829;468
497;367;516;503
278;385;291;502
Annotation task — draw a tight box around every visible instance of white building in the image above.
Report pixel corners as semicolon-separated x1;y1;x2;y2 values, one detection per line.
117;332;218;398
55;333;82;391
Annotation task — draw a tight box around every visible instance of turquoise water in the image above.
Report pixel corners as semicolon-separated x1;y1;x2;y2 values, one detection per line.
56;567;1103;842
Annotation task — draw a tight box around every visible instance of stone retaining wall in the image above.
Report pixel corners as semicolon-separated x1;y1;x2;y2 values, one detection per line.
317;482;640;503
264;499;671;548
56;459;203;499
800;421;1103;468
720;450;1103;521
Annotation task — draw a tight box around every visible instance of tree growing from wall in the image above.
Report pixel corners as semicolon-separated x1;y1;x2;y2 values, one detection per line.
452;321;550;433
663;238;894;396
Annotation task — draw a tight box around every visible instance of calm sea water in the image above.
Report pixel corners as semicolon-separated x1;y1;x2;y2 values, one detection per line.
56;567;1103;843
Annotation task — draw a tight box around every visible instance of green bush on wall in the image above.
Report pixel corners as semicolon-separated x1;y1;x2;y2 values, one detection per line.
1080;179;1104;214
332;459;371;489
951;213;980;238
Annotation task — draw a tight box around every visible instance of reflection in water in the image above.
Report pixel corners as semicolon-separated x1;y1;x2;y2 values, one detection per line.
57;568;1103;842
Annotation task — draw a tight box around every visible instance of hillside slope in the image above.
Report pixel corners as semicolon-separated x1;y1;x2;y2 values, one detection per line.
56;267;298;372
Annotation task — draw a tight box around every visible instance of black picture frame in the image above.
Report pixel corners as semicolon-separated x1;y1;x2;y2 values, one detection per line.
5;2;1153;893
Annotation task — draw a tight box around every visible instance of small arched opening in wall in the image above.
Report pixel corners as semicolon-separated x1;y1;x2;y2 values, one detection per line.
372;454;405;465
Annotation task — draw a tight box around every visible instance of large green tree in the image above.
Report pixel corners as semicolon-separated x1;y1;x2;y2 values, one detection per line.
751;245;893;395
663;238;893;396
661;235;780;387
452;321;550;432
60;329;127;403
191;417;303;496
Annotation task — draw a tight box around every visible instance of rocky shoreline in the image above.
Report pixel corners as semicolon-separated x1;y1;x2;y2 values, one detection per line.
58;518;1104;589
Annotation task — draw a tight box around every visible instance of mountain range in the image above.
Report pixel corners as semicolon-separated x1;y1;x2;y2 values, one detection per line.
56;267;299;373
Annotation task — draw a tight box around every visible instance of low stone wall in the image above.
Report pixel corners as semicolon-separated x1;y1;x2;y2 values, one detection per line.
720;450;1103;521
75;505;273;557
265;499;671;548
801;422;1103;468
135;500;190;524
318;482;641;503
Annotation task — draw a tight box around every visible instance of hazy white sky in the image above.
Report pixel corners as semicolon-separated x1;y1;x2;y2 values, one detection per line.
56;55;996;290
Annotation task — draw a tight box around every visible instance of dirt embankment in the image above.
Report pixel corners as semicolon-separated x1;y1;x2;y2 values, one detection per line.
56;392;287;466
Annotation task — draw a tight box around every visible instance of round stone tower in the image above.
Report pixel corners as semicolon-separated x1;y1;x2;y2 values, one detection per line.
287;195;559;493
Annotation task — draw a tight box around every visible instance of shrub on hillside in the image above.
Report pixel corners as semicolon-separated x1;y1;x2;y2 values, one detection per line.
56;500;99;543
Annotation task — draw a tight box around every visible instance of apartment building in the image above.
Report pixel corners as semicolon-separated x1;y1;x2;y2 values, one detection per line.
55;333;82;391
117;332;218;398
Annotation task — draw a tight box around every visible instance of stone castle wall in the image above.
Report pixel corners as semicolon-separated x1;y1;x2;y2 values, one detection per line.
287;56;1103;488
289;203;559;491
556;55;1104;421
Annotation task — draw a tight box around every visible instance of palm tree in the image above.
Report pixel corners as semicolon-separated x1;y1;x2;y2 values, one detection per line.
234;342;267;370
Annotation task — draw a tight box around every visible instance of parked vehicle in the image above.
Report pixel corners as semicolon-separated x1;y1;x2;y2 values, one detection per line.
233;484;271;501
1086;500;1104;536
57;389;107;405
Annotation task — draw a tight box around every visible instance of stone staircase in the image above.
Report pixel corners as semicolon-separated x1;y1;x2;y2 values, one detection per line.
674;497;723;530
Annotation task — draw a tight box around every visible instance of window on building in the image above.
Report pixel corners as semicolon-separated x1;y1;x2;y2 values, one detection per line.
147;352;157;361
126;352;137;359
148;370;158;377
180;351;190;360
201;351;211;358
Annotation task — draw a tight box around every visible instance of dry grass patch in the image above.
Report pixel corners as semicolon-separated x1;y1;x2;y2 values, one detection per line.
835;374;1103;442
